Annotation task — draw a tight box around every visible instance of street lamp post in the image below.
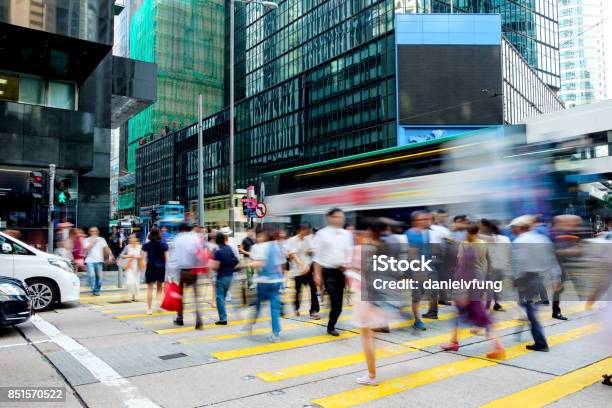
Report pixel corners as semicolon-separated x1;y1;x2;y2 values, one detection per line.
228;0;277;235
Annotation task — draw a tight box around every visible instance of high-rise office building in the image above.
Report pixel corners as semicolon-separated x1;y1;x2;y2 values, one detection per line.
135;1;563;225
111;0;144;218
395;0;561;89
118;0;225;214
558;0;609;107
0;0;155;241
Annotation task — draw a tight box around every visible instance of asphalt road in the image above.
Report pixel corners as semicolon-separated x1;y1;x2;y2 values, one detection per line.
1;278;611;408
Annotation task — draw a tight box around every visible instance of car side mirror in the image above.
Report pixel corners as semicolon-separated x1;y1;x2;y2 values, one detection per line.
1;243;12;254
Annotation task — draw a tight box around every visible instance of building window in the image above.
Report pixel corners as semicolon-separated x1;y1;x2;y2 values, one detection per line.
48;81;75;109
0;72;19;102
19;76;45;105
0;71;76;110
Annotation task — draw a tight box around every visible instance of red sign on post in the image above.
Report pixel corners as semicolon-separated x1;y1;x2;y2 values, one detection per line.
255;202;267;218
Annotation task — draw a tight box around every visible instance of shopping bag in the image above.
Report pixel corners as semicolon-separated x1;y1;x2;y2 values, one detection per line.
160;282;182;311
193;247;213;275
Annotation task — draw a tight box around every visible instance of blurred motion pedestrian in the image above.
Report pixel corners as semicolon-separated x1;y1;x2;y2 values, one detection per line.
347;219;396;386
246;226;285;341
551;215;584;320
511;215;562;352
71;228;85;272
83;227;113;296
120;234;144;302
220;226;238;303
240;227;256;258
441;222;505;359
207;229;219;308
405;210;435;328
171;224;202;329
480;219;510;312
142;227;169;314
240;227;257;304
288;223;320;319
313;208;354;336
430;209;452;306
532;215;552;306
109;226;125;266
210;232;239;325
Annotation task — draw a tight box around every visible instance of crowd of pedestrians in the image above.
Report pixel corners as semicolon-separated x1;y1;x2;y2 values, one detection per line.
58;208;610;387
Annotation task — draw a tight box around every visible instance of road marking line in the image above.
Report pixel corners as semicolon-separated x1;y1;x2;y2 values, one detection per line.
212;331;360;360
178;315;354;344
0;340;51;349
257;304;583;382
311;323;601;408
481;356;612;408
81;289;287;303
114;308;212;319
255;310;462;382
209;309;457;361
257;318;516;382
155;316;270;334
30;315;159;408
82;294;292;306
154;306;353;334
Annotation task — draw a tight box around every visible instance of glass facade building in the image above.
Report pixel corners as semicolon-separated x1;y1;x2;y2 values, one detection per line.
137;0;398;210
558;0;609;107
0;0;154;238
120;0;225;214
395;0;561;89
502;37;565;122
136;1;563;216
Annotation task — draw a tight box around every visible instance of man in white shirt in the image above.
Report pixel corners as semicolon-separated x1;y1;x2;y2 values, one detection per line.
83;227;113;296
511;215;562;352
313;208;354;336
288;223;320;319
171;224;203;328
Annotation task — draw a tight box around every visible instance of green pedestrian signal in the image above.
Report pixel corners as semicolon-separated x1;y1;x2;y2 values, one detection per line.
55;190;70;205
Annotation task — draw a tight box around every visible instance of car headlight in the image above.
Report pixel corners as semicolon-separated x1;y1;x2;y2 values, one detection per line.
48;258;73;274
0;283;27;297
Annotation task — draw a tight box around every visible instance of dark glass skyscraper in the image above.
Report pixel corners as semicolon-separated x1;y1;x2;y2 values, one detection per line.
136;0;563;225
138;0;398;209
0;1;155;239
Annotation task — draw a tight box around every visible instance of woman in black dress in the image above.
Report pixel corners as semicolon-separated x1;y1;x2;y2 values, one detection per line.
142;227;169;315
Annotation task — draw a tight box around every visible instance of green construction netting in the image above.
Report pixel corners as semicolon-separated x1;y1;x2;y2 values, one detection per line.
127;0;225;174
118;191;135;211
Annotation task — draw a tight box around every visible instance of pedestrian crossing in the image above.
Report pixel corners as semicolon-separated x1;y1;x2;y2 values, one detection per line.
81;288;608;407
311;323;602;408
481;356;612;407
255;304;584;382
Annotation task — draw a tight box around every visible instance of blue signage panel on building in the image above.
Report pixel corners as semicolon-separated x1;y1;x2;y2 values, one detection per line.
395;14;504;144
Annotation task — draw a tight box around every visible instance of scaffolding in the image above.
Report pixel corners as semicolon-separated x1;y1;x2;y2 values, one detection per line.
126;0;225;177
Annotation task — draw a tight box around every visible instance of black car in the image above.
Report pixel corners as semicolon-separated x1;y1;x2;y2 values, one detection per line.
0;276;32;326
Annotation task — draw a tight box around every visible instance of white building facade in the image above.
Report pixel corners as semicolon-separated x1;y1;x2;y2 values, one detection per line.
558;0;609;107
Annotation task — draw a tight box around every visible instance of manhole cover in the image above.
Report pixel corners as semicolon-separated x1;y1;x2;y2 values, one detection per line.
159;352;188;360
242;375;256;380
270;390;285;396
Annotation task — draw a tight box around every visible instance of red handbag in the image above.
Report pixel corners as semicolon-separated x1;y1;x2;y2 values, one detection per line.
160;282;182;311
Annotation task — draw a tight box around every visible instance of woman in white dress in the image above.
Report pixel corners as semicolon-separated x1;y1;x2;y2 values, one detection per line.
120;234;144;301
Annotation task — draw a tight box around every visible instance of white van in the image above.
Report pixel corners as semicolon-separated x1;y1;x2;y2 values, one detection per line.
0;231;80;311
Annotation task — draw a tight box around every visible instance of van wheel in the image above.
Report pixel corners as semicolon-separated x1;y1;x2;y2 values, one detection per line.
27;279;58;311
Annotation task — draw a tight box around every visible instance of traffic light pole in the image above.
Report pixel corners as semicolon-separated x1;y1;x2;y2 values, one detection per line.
47;164;56;253
198;94;204;226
